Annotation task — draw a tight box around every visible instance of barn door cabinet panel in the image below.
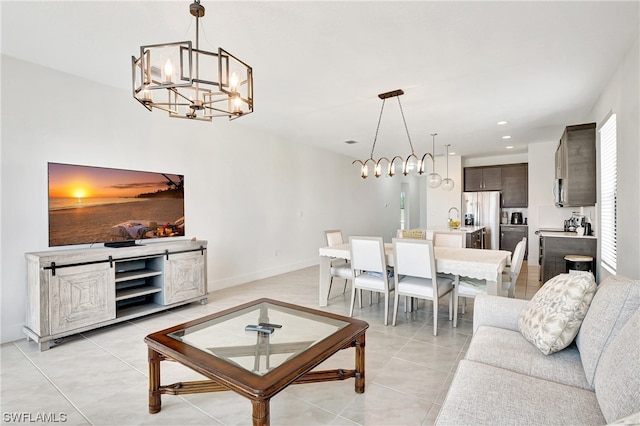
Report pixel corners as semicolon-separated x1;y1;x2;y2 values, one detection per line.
25;240;208;351
163;250;207;305
49;262;116;335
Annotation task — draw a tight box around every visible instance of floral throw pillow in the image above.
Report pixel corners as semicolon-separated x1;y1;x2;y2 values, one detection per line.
518;272;597;355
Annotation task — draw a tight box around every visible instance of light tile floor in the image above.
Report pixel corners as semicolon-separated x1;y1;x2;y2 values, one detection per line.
1;263;540;425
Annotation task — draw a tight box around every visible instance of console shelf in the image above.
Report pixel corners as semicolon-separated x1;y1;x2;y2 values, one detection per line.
115;285;162;301
24;240;208;351
115;269;163;282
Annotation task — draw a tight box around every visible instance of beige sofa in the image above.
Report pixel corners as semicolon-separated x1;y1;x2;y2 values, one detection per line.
436;274;640;425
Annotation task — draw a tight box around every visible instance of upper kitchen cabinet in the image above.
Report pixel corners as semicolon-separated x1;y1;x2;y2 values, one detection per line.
501;163;528;207
555;123;596;207
464;166;502;191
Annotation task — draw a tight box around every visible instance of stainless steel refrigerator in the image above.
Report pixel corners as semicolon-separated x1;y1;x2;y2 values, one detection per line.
462;191;501;250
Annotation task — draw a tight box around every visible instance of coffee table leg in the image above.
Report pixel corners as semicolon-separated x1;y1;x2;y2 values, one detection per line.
148;347;162;414
355;333;365;393
251;399;270;426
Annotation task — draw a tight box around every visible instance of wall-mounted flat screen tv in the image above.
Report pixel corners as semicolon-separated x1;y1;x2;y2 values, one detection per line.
48;162;185;247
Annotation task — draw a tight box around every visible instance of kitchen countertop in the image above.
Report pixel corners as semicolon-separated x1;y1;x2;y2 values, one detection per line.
537;230;597;239
432;225;485;234
500;224;528;227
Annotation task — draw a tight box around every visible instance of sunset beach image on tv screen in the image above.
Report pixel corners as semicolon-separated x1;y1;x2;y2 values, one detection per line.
48;163;185;247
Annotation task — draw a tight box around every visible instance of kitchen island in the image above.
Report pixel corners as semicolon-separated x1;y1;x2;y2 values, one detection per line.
421;226;486;249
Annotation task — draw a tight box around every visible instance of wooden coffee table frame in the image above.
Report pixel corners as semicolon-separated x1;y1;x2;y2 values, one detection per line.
145;298;368;426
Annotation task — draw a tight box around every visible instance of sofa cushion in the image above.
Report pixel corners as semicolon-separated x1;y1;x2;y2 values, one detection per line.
435;359;606;425
576;275;640;387
518;272;597;355
466;326;591;390
594;309;640;423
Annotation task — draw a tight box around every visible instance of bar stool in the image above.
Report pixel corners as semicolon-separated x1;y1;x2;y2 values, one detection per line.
565;255;594;274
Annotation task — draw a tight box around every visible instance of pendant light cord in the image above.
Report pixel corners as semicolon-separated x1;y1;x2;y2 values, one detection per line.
431;134;437;167
369;96;416;159
369;99;386;159
446;144;449;177
397;97;415;155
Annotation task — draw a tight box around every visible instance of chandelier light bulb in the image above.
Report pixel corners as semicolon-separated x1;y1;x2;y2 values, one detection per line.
163;59;174;84
142;88;152;102
404;156;419;175
374;163;383;178
230;72;239;92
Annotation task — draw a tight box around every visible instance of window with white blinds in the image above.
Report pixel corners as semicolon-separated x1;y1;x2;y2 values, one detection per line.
599;113;617;274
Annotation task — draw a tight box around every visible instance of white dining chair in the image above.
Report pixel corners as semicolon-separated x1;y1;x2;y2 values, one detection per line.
396;229;427;239
349;236;394;326
502;237;527;298
324;230;353;301
433;232;465;248
392;238;454;336
454;237;527;326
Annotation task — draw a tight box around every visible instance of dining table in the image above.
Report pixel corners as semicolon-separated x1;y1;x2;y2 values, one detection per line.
318;242;512;307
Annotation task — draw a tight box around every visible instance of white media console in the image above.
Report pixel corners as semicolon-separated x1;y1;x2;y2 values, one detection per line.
24;239;208;350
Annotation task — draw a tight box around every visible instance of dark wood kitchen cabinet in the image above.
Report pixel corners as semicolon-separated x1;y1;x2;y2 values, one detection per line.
500;225;528;259
539;235;597;283
501;164;528;207
466;228;484;249
555;123;596;207
465;163;528;207
464;166;502;191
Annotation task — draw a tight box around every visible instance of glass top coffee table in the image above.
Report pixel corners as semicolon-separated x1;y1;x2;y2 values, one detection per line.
145;298;369;426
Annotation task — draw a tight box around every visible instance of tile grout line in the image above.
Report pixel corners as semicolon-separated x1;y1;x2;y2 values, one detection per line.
78;334;226;424
12;341;94;425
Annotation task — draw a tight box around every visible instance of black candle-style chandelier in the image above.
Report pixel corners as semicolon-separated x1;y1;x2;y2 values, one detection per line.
131;0;253;121
352;89;441;181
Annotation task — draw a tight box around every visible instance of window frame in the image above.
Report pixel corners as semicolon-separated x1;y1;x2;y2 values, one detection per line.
598;112;617;275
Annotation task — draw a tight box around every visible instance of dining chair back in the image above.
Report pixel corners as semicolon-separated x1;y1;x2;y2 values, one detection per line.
454;238;527;326
349;236;394;325
433;232;465;248
350;236;386;274
392;238;453;335
324;230;352;301
503;237;527;298
394;238;437;279
396;229;427;239
325;229;345;246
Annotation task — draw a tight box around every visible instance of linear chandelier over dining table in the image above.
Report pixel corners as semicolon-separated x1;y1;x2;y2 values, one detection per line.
353;89;442;185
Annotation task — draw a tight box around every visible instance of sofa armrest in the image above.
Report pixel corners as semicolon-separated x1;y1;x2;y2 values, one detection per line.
473;295;529;334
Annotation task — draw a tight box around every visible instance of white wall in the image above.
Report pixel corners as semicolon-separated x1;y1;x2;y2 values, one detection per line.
422;155;463;229
0;56;401;343
590;36;640;281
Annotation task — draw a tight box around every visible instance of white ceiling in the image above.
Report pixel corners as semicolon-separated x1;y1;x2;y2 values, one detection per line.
2;1;638;160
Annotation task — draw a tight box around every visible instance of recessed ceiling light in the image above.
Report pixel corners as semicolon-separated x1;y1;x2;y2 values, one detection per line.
506;145;514;149
502;135;511;139
449;152;456;155
497;121;508;125
344;140;357;144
